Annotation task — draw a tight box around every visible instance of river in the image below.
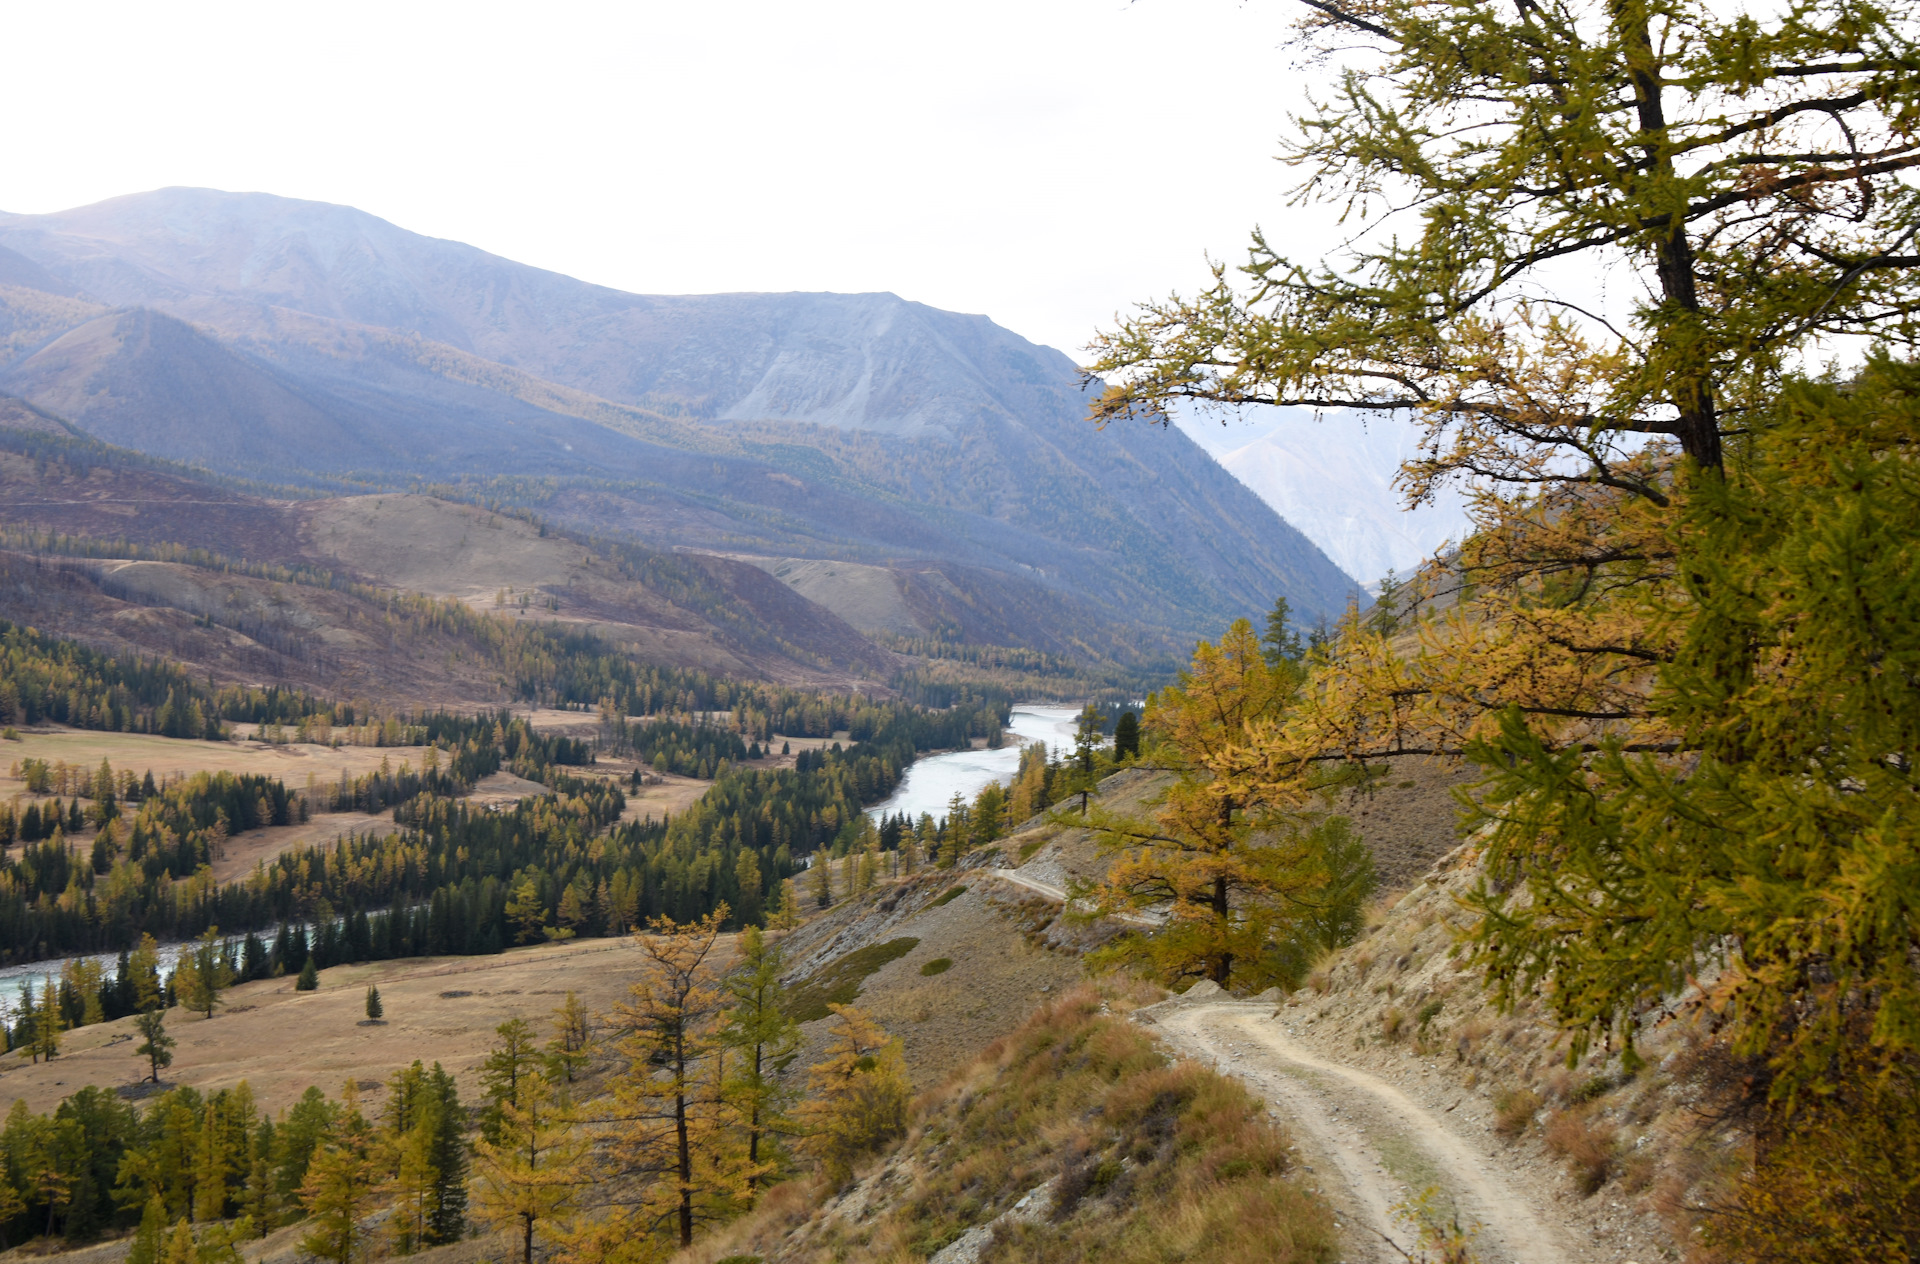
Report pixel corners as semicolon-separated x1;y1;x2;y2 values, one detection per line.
0;705;1086;1022
865;704;1082;823
0;941;191;1025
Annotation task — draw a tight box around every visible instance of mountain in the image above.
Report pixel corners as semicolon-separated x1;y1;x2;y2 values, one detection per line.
1175;405;1471;589
0;188;1363;666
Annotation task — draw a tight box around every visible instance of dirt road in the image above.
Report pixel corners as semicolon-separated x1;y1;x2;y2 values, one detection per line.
1149;1000;1585;1264
987;868;1161;927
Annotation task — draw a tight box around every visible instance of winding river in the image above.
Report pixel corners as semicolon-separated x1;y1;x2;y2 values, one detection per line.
866;704;1081;823
1;705;1087;1021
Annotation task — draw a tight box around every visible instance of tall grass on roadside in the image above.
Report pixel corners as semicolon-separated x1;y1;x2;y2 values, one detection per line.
693;984;1338;1264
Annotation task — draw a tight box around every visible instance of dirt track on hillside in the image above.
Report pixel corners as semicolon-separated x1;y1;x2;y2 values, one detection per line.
1149;1000;1589;1264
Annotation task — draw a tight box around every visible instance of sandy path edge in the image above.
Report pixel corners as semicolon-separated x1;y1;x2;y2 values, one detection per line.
1148;1001;1579;1264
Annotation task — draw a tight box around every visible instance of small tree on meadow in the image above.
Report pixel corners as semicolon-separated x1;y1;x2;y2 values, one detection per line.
544;991;590;1084
134;1010;175;1083
177;928;232;1020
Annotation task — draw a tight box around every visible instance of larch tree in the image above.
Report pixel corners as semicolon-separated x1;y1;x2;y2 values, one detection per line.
176;929;232;1021
545;991;592;1085
1086;0;1920;1247
717;926;800;1199
1082;619;1365;991
472;1071;586;1264
479;1019;542;1145
604;909;743;1250
795;1005;910;1184
298;1087;378;1264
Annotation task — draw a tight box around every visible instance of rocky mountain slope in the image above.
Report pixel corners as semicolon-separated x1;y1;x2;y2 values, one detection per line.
1176;405;1471;591
0;190;1363;662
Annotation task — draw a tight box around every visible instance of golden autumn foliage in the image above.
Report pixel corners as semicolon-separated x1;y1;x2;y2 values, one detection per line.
1080;618;1374;991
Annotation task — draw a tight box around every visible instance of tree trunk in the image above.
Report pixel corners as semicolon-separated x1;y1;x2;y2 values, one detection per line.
1616;0;1721;471
1211;875;1232;985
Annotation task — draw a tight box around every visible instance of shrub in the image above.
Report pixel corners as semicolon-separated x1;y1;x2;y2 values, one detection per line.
1571;1073;1618;1104
1492;1088;1542;1139
930;885;967;908
1544;1109;1616;1195
1381;1007;1407;1041
785;938;920;1022
920;958;953;976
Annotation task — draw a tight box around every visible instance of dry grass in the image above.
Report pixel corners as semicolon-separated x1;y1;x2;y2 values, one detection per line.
1544;1108;1618;1195
700;986;1338;1263
0;937;668;1116
1491;1087;1543;1139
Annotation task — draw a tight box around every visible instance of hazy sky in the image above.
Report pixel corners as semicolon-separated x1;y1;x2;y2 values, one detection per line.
1;0;1336;360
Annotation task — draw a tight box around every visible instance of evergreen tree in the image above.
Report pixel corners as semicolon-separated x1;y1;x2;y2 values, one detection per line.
1261;597;1304;667
363;987;382;1022
294;959;318;992
1112;710;1141;762
422;1065;468;1246
134;1011;174;1083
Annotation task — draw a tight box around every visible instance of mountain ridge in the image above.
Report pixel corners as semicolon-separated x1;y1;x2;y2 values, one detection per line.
0;188;1364;662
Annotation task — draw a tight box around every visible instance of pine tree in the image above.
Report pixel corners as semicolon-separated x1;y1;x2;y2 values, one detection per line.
295;959;318;992
423;1065;468;1245
1261;597;1304;667
1112;711;1141;762
364;987;382;1022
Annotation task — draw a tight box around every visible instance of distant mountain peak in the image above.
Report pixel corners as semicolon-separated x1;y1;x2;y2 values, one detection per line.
0;187;1364;642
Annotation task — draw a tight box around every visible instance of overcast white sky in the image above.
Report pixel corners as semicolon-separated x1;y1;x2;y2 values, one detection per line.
1;0;1337;360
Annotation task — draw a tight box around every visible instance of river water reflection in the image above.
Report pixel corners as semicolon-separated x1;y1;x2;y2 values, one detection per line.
865;705;1081;824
